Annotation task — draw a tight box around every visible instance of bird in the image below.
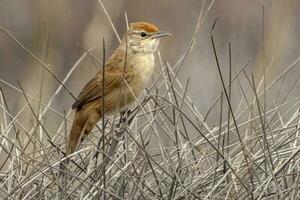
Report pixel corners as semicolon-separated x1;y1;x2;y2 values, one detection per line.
67;22;171;154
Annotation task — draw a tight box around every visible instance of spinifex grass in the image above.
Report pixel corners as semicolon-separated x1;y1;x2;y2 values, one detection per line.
0;1;300;199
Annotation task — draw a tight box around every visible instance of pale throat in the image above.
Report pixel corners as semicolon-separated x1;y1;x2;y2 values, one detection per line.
146;39;159;53
130;52;155;83
128;38;159;53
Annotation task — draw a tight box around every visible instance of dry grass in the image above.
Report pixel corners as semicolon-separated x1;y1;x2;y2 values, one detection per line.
0;1;300;199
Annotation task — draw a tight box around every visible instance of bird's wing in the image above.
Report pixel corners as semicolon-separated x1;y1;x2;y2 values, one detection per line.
72;71;124;109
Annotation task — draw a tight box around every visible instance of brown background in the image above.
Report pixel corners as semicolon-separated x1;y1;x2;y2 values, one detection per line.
0;0;299;129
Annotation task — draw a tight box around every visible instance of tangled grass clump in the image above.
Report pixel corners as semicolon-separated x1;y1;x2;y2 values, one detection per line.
0;1;300;199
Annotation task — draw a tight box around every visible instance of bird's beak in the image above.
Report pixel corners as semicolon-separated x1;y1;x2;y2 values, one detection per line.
151;32;172;39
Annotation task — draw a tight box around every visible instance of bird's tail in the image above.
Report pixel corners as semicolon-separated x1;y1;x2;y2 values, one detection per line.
67;109;101;155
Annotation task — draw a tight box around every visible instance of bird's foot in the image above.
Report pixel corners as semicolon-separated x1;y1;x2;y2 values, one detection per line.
112;130;124;141
119;109;131;124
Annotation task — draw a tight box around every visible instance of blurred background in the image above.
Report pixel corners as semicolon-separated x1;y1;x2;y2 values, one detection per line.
0;0;299;130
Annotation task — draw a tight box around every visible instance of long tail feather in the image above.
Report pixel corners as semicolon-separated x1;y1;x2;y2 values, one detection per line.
67;109;101;154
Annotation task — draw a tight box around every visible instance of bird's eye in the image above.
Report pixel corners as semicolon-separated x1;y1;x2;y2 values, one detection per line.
140;32;147;37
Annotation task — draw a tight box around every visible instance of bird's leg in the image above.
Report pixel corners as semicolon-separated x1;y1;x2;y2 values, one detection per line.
125;109;132;117
119;109;131;124
113;109;131;141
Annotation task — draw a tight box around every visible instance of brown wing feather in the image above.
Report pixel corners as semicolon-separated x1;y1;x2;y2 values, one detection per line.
72;71;124;109
72;75;101;109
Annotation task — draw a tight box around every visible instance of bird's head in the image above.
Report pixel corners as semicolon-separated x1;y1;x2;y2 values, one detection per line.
123;22;171;53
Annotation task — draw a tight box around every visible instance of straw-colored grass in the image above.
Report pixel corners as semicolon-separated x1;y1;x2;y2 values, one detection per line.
0;1;299;199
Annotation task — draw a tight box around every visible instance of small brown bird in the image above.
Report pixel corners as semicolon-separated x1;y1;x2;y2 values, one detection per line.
67;22;171;154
